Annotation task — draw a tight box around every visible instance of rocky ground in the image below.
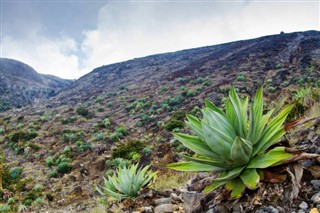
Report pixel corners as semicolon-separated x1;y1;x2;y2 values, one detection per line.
0;31;319;212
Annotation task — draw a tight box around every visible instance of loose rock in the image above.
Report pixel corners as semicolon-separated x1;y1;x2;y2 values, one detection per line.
255;206;279;213
311;180;320;190
154;198;171;205
183;191;204;213
311;192;320;204
154;204;173;213
298;201;308;210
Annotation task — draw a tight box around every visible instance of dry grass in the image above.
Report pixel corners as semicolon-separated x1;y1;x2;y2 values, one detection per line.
154;169;195;190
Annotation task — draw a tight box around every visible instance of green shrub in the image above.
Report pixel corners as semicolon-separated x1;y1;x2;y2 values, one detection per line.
34;197;44;206
56;154;71;164
177;77;185;83
0;204;10;212
275;63;282;69
49;170;58;178
33;184;43;192
63;146;72;155
56;162;72;174
110;132;120;142
96;163;157;201
45;157;55;167
97;107;104;112
116;127;127;135
9;167;23;180
76;106;94;119
168;87;297;198
103;118;111;128
112;141;144;160
165;120;184;131
23;199;32;206
0;128;4;135
8;131;37;143
161;86;167;93
142;147;152;156
94;133;104;141
268;86;276;93
7;197;15;205
112;158;131;168
236;74;246;82
186;90;195;97
95;96;103;103
189;80;195;85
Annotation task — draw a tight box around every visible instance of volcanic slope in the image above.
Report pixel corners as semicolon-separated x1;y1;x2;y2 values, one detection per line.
0;30;319;212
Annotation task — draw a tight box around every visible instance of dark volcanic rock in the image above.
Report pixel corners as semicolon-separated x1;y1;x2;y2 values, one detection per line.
0;58;72;111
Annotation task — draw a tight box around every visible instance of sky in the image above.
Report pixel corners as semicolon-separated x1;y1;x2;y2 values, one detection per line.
0;0;319;80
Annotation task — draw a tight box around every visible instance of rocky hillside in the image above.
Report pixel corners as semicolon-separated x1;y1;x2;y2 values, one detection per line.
54;30;320;105
0;31;319;212
0;58;72;111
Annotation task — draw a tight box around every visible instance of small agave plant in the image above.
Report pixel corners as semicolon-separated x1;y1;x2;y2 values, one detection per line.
96;163;157;201
167;87;296;198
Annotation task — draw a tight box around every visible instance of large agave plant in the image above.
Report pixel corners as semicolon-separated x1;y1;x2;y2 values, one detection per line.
96;163;157;201
167;87;295;198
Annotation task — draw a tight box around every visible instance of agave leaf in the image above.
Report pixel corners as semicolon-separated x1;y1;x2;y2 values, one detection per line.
203;180;227;193
241;97;249;137
247;147;293;169
203;108;236;140
213;166;245;181
258;128;286;155
95;185;105;195
181;155;233;168
225;178;246;198
201;122;232;159
253;104;294;155
230;137;252;165
167;161;226;172
239;168;260;189
205;99;225;115
186;114;205;141
251;109;274;145
247;87;264;143
173;133;221;159
98;163;157;201
226;88;246;138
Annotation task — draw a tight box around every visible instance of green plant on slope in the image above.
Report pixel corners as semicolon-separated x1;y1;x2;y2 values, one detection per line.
96;163;157;201
167;87;296;198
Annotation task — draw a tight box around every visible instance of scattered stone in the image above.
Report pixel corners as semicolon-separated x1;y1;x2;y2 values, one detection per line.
206;209;214;213
311;192;320;204
170;192;182;203
232;204;243;213
298;201;308;210
297;210;305;213
136;206;153;213
154;204;173;213
140;189;155;198
211;204;230;213
154;197;171;205
109;204;120;213
311;180;320;190
256;206;279;213
183;191;204;213
308;166;320;179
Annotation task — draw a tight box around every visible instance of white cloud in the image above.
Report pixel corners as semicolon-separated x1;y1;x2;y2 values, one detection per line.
80;1;319;72
1;1;319;79
1;33;86;79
